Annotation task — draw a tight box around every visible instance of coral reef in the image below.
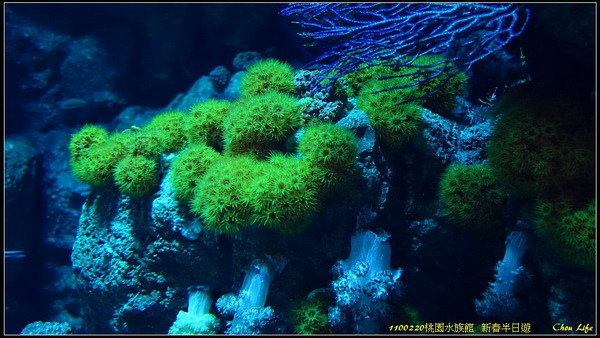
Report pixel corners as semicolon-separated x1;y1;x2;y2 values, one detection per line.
6;5;595;333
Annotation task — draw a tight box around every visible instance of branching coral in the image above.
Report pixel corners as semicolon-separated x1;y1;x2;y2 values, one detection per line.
280;3;529;95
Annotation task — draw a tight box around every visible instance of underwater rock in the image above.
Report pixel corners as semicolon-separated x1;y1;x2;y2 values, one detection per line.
72;181;231;333
164;70;242;111
216;70;243;102
547;276;596;328
58;36;124;110
295;69;345;123
111;106;160;132
38;130;91;250
421;108;495;165
42;263;84;332
5;136;40;252
20;321;72;335
232;51;262;71
166;76;218;112
209;65;231;92
337;102;392;229
5;8;125;133
475;231;531;320
152;169;203;241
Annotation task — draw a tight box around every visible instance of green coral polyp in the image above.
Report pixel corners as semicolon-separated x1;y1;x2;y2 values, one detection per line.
409;54;468;116
223;92;302;157
144;110;188;154
357;76;423;148
191;156;258;234
439;164;506;234
535;198;596;271
191;153;321;235
298;123;358;189
71;141;128;187
487;93;595;198
69;124;109;161
170;144;222;202
126;130;166;159
292;297;329;334
69;57;363;236
558;200;595;270
240;58;295;96
245;157;318;232
114;156;160;198
185;99;232;147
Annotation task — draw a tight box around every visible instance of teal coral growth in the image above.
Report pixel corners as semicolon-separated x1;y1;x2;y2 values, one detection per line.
168;312;219;335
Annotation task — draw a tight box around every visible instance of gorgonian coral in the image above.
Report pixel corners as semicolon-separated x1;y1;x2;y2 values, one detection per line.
281;3;529;95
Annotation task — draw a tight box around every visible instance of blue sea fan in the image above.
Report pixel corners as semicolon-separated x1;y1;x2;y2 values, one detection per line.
280;3;530;95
